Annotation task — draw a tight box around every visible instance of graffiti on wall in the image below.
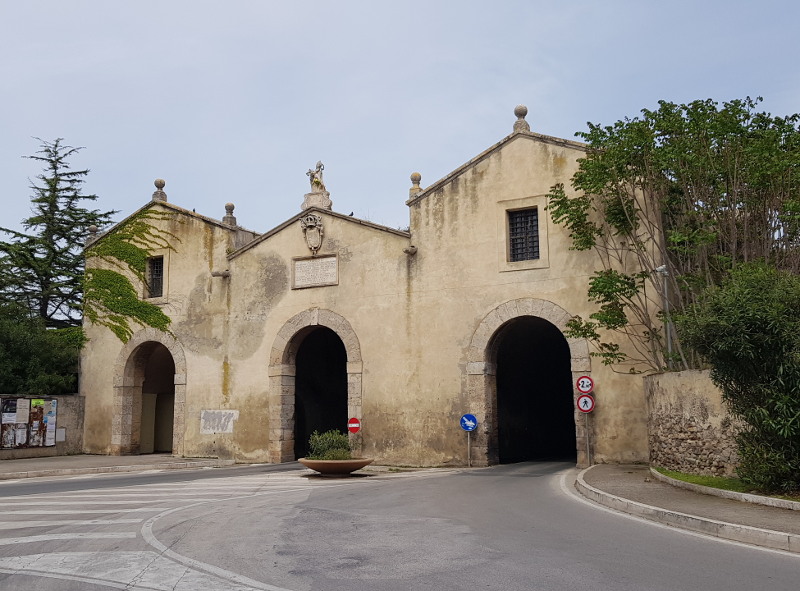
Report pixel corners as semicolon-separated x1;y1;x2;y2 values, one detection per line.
200;410;239;434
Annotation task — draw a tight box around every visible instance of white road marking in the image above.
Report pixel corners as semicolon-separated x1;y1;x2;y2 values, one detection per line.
15;490;266;498
0;468;454;590
2;508;170;514
0;498;221;506
0;532;136;545
0;552;273;591
0;519;141;530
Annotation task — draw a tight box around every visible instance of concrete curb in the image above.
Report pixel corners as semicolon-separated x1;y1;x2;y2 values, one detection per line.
649;467;800;511
0;459;236;481
575;467;800;554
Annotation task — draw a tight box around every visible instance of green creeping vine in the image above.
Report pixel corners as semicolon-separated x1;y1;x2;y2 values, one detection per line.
83;208;179;343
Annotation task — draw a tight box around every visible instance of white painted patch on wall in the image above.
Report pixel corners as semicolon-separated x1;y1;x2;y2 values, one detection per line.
200;410;240;434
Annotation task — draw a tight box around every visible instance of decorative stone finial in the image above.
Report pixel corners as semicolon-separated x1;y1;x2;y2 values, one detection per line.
152;179;167;202
223;202;237;226
513;105;530;133
301;161;332;211
409;172;423;199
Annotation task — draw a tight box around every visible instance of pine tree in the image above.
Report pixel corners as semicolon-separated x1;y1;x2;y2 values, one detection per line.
0;139;116;327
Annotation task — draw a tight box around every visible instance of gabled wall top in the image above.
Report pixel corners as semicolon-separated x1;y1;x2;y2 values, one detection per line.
406;105;587;207
84;179;260;249
228;207;411;260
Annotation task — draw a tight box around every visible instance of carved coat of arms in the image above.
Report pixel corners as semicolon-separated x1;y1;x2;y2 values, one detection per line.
300;213;324;255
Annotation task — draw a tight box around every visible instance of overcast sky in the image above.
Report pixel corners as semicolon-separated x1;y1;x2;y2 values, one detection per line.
2;1;798;236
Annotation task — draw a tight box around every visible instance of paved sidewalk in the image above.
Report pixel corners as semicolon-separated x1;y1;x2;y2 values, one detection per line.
0;453;234;480
577;464;800;554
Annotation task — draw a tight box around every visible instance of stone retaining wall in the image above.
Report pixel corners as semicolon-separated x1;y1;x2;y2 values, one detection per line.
644;370;738;476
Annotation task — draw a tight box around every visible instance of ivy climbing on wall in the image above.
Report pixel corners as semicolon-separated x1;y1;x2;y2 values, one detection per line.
83;208;180;343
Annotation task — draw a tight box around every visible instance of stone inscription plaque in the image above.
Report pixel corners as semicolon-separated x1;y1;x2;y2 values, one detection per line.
293;255;338;289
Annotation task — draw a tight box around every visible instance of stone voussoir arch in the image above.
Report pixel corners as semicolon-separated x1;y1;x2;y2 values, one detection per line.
111;327;187;456
267;308;363;463
462;298;591;467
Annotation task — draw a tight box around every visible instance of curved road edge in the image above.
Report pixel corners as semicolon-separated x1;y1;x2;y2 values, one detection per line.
574;466;800;554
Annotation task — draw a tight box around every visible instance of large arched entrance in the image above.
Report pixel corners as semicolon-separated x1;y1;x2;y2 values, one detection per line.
112;328;186;456
463;298;592;467
268;308;363;463
293;326;348;458
140;344;175;454
493;317;575;462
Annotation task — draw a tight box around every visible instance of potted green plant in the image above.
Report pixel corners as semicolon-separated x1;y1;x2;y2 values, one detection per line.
298;429;373;475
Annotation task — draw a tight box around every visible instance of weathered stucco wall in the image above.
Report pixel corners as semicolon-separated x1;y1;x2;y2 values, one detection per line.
404;132;650;465
644;370;739;476
81;201;246;455
81;112;656;467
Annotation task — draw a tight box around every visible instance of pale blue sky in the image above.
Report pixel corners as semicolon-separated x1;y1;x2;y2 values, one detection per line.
2;1;798;235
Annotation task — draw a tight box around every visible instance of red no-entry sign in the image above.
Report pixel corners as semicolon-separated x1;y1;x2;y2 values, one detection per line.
347;418;361;433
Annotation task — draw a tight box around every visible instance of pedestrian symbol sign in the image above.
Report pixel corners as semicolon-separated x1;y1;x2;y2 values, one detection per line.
577;394;595;413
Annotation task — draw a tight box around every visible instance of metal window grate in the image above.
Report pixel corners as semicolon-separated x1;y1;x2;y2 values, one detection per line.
508;208;539;261
147;256;164;298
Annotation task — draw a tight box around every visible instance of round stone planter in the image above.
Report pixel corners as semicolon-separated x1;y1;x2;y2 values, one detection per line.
298;457;374;475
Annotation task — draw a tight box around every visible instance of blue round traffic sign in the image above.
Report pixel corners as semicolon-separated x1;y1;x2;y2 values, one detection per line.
460;414;478;431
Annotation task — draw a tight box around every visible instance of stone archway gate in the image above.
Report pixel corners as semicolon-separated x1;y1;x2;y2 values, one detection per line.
267;308;363;463
462;298;592;467
111;328;187;456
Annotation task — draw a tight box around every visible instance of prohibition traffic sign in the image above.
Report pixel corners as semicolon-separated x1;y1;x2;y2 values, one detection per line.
460;414;478;432
577;394;595;413
576;375;594;394
347;418;361;433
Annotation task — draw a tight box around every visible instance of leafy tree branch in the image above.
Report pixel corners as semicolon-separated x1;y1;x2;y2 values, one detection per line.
548;97;800;372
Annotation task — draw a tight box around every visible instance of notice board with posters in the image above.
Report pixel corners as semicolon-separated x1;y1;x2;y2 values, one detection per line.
0;398;57;448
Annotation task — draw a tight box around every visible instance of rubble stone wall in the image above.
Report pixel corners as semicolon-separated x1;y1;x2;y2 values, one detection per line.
644;370;739;476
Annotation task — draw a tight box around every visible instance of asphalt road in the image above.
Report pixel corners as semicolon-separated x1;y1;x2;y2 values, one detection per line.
0;462;797;590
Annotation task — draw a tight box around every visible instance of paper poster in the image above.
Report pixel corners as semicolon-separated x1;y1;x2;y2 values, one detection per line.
15;398;30;424
1;399;16;424
45;428;56;446
15;427;27;445
1;425;14;448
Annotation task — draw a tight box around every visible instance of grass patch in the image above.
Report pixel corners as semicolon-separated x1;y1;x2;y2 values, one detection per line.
654;467;800;501
654;467;751;493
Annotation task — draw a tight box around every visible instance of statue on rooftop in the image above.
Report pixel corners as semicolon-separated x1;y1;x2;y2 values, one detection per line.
306;161;326;193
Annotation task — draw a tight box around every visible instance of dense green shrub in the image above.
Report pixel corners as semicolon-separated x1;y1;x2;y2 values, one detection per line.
676;263;800;493
0;304;85;394
306;429;352;460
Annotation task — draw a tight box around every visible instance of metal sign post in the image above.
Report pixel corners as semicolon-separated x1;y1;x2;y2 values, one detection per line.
460;414;478;467
585;413;591;466
576;394;595;466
